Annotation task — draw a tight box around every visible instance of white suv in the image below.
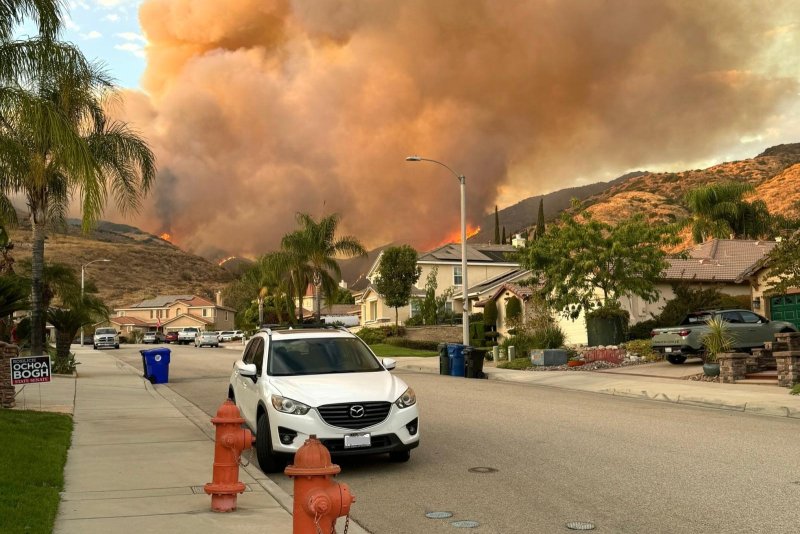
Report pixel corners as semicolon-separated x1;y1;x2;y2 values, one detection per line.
228;326;419;472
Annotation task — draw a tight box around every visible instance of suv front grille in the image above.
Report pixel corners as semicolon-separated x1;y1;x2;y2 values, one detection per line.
317;402;391;430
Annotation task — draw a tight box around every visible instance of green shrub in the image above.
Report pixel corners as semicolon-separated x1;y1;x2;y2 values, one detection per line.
497;357;531;370
484;300;498;328
356;327;386;345
469;312;484;322
505;297;522;322
404;314;424;326
623;339;660;361
502;325;565;353
790;384;800;395
385;338;440;351
627;319;658;340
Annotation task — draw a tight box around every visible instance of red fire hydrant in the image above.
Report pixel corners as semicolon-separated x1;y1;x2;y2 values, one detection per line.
204;400;254;512
285;435;355;534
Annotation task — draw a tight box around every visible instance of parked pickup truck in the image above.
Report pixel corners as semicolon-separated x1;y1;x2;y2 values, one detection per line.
651;309;797;365
177;327;200;345
93;327;120;350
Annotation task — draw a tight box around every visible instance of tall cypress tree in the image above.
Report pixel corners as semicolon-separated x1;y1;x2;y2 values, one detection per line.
501;226;506;244
494;205;500;244
535;198;545;239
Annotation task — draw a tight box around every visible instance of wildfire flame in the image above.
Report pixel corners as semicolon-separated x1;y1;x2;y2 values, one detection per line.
218;256;237;266
430;225;481;249
160;233;172;242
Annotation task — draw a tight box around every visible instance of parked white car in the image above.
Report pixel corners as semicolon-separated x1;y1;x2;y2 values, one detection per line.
195;331;220;348
228;326;419;472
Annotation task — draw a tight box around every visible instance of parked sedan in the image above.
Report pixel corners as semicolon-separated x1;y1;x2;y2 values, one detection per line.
195;331;220;348
143;331;166;344
165;331;179;344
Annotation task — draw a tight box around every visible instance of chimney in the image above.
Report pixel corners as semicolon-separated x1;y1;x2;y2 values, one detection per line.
215;290;222;307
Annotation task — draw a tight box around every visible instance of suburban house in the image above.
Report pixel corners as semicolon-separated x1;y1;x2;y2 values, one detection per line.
357;243;523;326
102;293;236;335
477;239;787;345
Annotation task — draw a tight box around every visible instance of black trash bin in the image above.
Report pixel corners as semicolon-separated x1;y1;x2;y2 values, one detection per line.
438;343;450;376
465;347;486;379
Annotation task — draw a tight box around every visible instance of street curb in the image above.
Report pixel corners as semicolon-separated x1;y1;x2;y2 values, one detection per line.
107;352;372;534
395;362;800;419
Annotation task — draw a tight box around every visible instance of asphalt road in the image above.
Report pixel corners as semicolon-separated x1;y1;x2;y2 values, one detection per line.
117;344;800;534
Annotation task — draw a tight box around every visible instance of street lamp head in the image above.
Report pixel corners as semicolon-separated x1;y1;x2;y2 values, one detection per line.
405;155;422;162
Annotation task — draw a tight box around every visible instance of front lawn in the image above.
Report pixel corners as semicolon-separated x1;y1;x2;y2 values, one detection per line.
0;410;73;534
369;344;438;357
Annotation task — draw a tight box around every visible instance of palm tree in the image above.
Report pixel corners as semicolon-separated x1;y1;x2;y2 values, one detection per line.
0;273;27;341
0;57;156;355
244;252;294;325
281;213;366;322
48;293;107;372
685;182;772;243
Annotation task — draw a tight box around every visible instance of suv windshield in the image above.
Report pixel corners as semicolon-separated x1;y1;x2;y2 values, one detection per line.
268;338;383;376
96;328;116;335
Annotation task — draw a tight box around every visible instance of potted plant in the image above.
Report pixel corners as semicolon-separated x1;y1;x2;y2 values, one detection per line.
567;356;585;367
700;316;734;377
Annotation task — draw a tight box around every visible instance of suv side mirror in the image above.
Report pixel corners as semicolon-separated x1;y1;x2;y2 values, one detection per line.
382;358;397;370
236;362;258;382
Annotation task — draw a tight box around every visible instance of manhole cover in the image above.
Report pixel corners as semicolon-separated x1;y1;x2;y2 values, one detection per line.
426;512;453;519
451;520;480;528
468;466;498;474
566;521;596;530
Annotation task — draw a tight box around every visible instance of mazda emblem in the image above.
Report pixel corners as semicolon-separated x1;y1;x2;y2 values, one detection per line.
349;405;365;418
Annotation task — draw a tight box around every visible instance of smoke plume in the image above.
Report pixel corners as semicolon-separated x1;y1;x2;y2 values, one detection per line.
116;0;799;257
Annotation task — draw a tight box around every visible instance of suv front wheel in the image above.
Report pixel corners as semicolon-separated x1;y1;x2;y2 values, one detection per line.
256;413;283;473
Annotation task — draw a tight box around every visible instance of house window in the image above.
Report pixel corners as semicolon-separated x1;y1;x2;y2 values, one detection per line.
226;311;229;321
410;300;420;317
157;309;163;319
445;301;453;313
453;266;463;286
203;308;208;317
150;310;154;319
370;301;378;321
165;310;169;319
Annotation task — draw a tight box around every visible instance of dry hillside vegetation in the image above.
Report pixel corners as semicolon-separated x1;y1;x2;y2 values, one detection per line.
753;163;800;219
583;191;688;225
9;226;233;308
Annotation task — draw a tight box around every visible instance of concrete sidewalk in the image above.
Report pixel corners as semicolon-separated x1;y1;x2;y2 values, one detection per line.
18;349;295;534
394;357;800;418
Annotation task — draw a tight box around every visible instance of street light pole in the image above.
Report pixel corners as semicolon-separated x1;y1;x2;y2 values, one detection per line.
80;259;110;346
405;156;470;346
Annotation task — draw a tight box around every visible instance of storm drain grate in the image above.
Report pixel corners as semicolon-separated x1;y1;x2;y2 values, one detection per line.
566;521;596;530
426;511;453;519
468;466;498;474
451;520;480;528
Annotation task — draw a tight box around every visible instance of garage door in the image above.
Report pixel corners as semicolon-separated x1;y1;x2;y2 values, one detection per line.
770;295;800;330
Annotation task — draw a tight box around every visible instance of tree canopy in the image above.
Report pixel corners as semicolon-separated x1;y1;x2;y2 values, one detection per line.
763;232;800;297
520;211;677;319
373;245;421;326
685;182;772;243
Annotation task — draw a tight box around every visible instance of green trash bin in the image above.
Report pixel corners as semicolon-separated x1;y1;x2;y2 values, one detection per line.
438;343;450;375
464;347;486;378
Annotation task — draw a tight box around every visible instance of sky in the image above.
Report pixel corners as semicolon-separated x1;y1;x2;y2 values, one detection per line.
22;1;800;259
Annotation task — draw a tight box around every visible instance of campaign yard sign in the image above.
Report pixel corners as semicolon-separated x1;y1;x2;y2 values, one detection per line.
10;356;52;385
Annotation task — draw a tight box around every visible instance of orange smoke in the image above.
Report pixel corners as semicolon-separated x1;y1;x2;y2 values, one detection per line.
112;1;798;258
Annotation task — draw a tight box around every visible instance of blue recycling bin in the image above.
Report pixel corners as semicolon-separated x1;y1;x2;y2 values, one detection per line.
447;343;466;377
140;348;171;384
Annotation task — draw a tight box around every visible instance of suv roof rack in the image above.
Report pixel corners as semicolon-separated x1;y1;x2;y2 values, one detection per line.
258;323;350;334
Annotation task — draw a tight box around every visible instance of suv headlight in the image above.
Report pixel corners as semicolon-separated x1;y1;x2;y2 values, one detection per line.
271;395;310;415
394;387;416;409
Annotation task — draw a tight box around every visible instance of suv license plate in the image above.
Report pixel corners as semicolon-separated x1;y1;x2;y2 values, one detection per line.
344;433;371;449
664;347;673;353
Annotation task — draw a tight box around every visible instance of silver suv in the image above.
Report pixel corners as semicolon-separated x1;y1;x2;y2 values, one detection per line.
228;326;420;472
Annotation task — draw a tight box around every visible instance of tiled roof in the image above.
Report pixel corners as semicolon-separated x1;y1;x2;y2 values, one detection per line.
418;243;520;264
452;269;531;299
663;239;777;282
111;316;150;326
475;281;538;307
124;295;195;309
182;296;216;307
